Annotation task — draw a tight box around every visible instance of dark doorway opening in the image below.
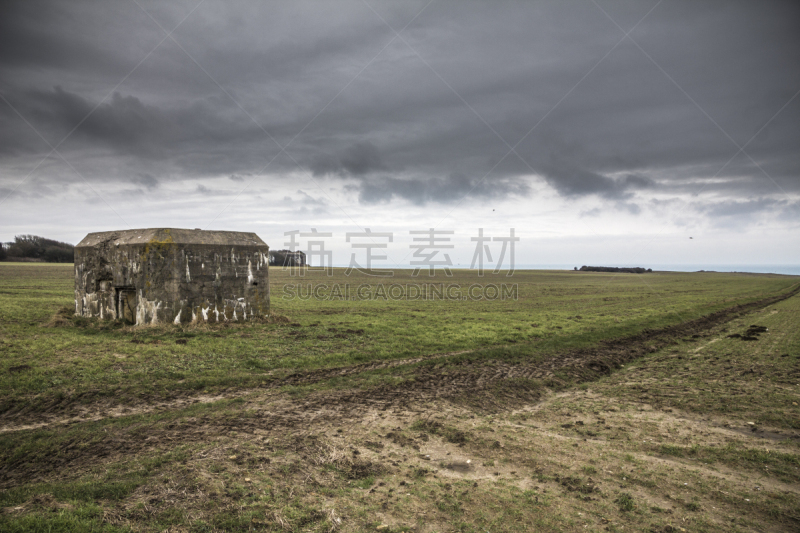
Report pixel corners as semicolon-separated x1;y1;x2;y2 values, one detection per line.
115;287;136;323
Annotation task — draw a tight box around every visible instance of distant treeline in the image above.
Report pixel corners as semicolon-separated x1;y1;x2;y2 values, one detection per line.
0;235;75;263
577;265;651;273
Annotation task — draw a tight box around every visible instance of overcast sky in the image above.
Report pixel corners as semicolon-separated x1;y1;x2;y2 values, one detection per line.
1;0;798;268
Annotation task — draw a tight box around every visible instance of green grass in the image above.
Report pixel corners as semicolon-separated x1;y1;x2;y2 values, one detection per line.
597;293;800;428
654;442;800;484
2;263;800;532
615;492;636;512
0;263;796;409
0;444;192;533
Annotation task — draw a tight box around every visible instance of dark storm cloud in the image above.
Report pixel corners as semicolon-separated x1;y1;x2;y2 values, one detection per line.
535;163;655;200
0;0;798;211
311;142;387;177
4;85;270;173
0;1;147;76
351;172;529;205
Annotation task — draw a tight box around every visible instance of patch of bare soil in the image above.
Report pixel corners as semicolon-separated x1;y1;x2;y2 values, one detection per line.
12;389;798;531
0;350;476;435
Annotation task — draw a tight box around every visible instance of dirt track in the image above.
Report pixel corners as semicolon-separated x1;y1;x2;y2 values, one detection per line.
1;284;798;488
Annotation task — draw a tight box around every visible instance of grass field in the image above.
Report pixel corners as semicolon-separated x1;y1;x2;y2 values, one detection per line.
0;263;799;531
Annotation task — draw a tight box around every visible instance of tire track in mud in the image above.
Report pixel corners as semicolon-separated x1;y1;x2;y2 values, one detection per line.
223;281;800;413
1;284;798;487
0;349;475;434
2;285;798;434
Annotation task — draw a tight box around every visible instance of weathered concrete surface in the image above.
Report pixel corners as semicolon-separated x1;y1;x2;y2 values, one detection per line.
74;228;269;325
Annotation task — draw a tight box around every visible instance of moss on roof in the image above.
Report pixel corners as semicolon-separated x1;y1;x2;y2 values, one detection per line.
76;228;268;248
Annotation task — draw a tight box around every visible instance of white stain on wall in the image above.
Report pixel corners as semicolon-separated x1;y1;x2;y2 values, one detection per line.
135;290;162;325
81;292;99;318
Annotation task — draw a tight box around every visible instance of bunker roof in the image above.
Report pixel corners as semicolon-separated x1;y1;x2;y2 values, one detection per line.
76;228;267;248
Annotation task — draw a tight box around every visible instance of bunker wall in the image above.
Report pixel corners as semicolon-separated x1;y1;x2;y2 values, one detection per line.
75;240;269;325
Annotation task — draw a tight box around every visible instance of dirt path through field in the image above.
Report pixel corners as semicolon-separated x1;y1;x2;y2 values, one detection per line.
1;284;798;491
1;284;798;437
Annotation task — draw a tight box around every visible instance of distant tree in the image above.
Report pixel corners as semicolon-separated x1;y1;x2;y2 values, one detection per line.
577;265;650;274
6;235;74;262
44;247;73;263
0;244;6;261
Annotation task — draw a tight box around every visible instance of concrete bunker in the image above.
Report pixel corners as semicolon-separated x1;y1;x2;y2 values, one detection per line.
74;228;269;325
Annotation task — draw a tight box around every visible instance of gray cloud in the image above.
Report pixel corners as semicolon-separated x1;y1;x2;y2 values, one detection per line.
698;198;783;219
614;201;642;216
352;172;529;205
536;163;656;200
778;201;800;225
295;190;327;206
311;142;386;177
686;197;800;230
131;173;159;191
6;86;269;174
